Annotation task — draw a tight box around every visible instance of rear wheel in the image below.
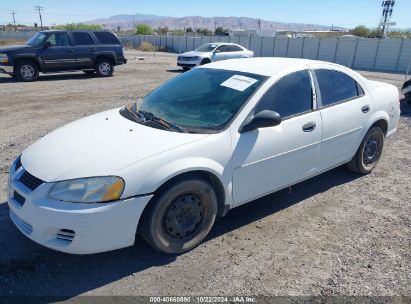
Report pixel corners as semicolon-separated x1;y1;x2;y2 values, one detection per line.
346;126;384;174
95;59;114;77
140;176;217;254
15;60;39;82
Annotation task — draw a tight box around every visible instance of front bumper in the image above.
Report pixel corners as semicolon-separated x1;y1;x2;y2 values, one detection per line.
8;163;152;254
0;64;13;74
177;58;201;69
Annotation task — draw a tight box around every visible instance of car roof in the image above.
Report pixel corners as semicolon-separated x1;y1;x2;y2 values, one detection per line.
200;57;347;77
204;42;242;46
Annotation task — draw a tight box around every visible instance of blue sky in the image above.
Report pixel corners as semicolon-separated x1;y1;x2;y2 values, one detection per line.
0;0;410;29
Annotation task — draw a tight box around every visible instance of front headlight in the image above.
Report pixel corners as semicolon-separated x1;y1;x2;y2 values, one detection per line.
0;53;8;63
49;176;125;203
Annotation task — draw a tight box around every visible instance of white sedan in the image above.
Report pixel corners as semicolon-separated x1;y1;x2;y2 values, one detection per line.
8;58;400;254
177;42;253;70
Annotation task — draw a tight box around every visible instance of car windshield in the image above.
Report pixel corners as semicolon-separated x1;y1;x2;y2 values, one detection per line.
125;68;266;132
195;43;219;52
26;32;47;46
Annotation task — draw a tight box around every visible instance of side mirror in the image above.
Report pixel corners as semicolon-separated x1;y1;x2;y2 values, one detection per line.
213;49;221;53
239;110;281;133
44;41;51;49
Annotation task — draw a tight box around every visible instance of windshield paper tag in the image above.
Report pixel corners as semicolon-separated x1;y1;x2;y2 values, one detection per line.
220;75;258;92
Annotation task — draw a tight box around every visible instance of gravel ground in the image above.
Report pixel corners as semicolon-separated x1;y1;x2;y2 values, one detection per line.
0;51;410;299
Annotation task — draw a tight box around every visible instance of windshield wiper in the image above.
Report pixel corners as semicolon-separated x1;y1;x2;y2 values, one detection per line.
127;104;187;133
139;110;188;133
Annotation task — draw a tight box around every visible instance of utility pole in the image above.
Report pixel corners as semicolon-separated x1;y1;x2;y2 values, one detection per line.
11;10;17;31
34;5;44;30
214;21;217;34
380;0;395;36
132;15;135;33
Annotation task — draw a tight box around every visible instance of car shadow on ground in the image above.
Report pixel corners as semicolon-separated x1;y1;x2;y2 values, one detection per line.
166;68;185;74
400;99;411;117
0;73;98;83
0;166;361;299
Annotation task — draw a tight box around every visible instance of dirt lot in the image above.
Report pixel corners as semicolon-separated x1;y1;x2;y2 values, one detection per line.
0;51;410;299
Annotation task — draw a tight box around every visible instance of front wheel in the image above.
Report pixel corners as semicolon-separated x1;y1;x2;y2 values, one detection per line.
200;59;211;65
140;176;217;254
346;126;384;174
95;59;114;77
15;61;39;82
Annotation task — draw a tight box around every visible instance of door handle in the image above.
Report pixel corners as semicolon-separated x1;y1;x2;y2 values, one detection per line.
361;105;370;113
302;122;316;132
68;49;74;53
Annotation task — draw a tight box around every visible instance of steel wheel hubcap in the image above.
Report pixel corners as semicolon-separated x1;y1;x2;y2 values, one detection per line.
363;136;379;165
99;62;111;75
164;194;204;239
21;65;34;79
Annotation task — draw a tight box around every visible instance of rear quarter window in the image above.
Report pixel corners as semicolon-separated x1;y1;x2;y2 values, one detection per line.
315;69;364;107
93;32;121;45
72;32;95;45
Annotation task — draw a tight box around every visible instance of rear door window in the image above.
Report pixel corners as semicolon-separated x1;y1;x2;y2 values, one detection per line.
315;69;364;107
216;45;229;52
255;70;313;118
228;45;243;52
73;32;95;45
93;31;120;45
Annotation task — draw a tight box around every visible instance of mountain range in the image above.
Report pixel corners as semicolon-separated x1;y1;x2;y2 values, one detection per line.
86;13;346;32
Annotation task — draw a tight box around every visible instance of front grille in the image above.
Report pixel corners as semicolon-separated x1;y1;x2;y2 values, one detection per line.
19;170;44;191
13;191;25;207
14;156;22;171
10;210;33;235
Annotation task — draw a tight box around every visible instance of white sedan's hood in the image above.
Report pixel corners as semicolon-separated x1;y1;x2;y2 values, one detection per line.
22;108;208;182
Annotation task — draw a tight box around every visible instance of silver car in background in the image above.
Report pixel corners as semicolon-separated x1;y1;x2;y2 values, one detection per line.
177;42;254;70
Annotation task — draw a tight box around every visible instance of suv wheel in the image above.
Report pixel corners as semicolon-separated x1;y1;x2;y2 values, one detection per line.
96;59;114;77
140;176;217;254
16;61;39;82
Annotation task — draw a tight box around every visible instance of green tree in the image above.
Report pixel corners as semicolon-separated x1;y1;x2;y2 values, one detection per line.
156;26;169;35
388;31;411;39
197;28;213;36
135;24;154;35
215;26;228;35
55;23;102;30
171;29;186;36
349;25;370;37
369;28;383;38
186;27;193;33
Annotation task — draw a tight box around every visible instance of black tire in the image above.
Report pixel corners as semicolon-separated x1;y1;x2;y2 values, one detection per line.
346;126;384;174
83;70;95;75
200;59;211;65
140;176;218;254
405;93;411;104
15;60;39;82
95;59;114;77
